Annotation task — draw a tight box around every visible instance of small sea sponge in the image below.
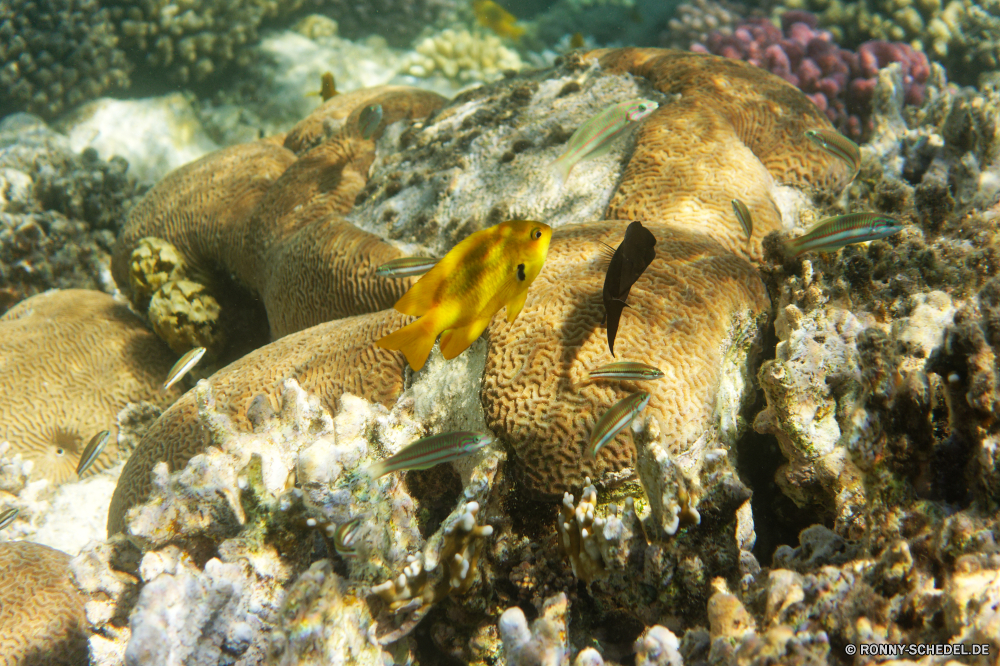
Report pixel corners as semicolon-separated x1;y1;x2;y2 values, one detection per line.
0;290;180;485
107;308;410;535
147;279;224;355
128;237;188;309
0;541;89;664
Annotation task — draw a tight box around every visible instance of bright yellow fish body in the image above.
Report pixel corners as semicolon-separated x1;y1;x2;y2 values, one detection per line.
377;220;552;371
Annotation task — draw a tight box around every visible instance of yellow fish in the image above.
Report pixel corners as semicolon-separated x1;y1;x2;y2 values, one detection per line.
309;72;337;101
473;0;525;40
377;220;552;371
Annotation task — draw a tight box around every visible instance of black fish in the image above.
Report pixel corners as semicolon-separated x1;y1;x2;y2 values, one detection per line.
603;221;656;356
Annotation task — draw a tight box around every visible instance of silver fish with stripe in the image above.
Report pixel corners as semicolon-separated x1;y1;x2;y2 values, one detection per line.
375;256;439;278
588;391;651;458
551;98;659;186
784;212;903;259
731;199;753;248
0;507;18;531
367;431;494;478
334;517;362;557
163;347;207;391
77;429;111;477
805;128;861;182
359;104;383;140
588;361;664;382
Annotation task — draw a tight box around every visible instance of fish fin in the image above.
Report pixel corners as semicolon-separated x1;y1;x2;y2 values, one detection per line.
505;287;529;322
549;155;573;187
439;316;492;359
605;298;628;356
376;316;438;371
364;461;387;479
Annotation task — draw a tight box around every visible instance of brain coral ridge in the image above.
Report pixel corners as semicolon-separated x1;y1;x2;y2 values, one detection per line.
0;289;180;485
111;48;844;523
112;86;447;353
0;540;89;665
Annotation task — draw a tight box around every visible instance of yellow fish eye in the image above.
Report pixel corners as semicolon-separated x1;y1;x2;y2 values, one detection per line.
531;228;542;240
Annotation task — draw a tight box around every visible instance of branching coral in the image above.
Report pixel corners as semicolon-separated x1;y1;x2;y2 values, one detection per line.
401;29;523;83
556;481;624;583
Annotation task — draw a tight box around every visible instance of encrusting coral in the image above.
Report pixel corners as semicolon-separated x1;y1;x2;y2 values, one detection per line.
0;540;90;665
0;289;180;485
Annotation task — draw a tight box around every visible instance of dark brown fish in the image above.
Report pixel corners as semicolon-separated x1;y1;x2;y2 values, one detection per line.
603;221;657;356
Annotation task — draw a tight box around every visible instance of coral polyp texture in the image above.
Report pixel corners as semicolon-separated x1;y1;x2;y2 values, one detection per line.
0;289;180;485
692;13;930;138
0;540;89;665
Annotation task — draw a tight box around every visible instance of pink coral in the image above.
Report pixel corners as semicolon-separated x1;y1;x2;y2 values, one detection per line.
691;14;929;139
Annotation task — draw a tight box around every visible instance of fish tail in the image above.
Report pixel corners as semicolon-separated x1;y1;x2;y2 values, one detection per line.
782;237;803;259
549;155;574;187
376;316;439;372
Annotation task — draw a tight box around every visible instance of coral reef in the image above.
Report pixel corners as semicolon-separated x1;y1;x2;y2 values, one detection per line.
659;0;747;50
0;290;179;485
0;113;139;312
401;29;524;83
0;0;130;118
0;540;90;665
692;14;930;138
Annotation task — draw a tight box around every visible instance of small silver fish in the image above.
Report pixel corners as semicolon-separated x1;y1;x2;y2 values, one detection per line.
77;429;111;477
588;391;651;458
805;128;861;182
0;507;18;531
784;212;903;258
163;347;207;391
551;98;659;186
359;104;383;140
375;256;439;278
334;517;362;558
731;199;753;248
367;431;494;478
587;361;664;382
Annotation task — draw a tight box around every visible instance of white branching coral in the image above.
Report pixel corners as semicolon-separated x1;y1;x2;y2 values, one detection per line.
556;481;625;583
401;29;523;82
633;434;702;538
371;500;493;642
499;593;569;666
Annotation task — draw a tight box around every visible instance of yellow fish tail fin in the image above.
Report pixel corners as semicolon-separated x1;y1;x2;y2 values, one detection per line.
376;317;439;371
439;316;493;360
505;287;529;322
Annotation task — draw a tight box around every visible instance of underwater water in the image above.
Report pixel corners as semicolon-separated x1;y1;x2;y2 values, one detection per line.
3;0;1000;664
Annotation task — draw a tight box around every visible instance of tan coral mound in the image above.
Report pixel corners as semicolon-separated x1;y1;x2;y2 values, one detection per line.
483;221;769;497
0;541;89;665
596;48;850;259
107;309;410;534
111;87;443;350
0;290;180;484
284;85;447;153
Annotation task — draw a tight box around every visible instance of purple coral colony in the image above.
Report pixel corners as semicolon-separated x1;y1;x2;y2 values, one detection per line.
3;0;1000;664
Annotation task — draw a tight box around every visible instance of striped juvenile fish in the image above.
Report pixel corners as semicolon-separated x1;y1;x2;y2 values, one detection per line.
359;104;383;140
0;507;18;531
551;98;659;186
784;212;903;259
334;517;362;558
163;347;207;391
77;429;111;477
731;199;753;248
367;431;494;478
588;361;664;382
805;128;861;182
375;256;439;278
588;391;651;458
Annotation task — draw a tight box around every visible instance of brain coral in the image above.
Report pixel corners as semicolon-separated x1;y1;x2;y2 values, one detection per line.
107;308;410;534
0;541;89;665
0;289;180;484
112;86;446;353
108;48;843;522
